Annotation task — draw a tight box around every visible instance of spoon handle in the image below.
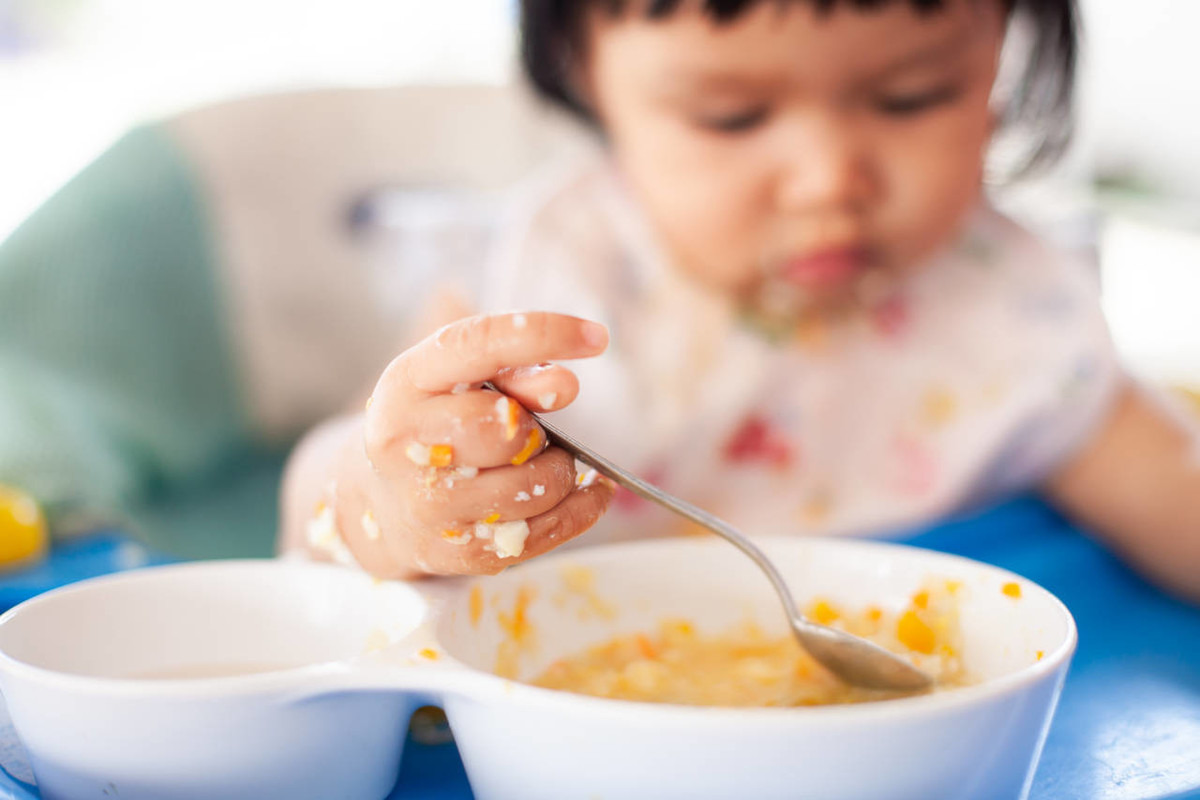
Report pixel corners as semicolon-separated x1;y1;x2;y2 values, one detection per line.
533;411;805;626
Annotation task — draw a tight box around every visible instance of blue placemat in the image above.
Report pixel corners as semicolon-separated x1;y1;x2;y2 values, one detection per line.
2;495;1199;799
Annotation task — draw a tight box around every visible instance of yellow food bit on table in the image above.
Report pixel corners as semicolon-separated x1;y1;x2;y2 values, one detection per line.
0;486;47;570
418;648;440;660
911;590;930;609
1002;582;1022;599
1035;650;1045;661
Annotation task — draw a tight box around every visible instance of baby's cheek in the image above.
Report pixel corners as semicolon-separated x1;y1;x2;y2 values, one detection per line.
669;193;769;290
881;150;982;271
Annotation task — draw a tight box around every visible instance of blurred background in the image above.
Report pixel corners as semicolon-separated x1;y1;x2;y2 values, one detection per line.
3;0;1198;386
1;0;1198;559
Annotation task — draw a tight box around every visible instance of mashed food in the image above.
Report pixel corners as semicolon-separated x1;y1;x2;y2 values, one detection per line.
531;581;970;706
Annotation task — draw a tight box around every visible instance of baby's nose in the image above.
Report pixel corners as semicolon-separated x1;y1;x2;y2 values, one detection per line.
773;112;874;215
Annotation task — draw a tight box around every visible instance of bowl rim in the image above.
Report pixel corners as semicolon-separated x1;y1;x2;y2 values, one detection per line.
0;538;1077;723
0;559;432;698
433;535;1078;725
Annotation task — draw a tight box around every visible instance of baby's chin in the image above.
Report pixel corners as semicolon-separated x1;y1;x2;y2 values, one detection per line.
743;265;902;325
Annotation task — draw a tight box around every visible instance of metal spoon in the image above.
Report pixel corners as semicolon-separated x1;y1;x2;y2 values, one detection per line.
524;402;933;692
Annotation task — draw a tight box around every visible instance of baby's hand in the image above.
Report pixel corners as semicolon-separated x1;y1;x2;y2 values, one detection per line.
333;312;614;578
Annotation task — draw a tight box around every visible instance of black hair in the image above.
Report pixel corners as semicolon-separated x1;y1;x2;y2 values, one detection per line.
519;0;1077;176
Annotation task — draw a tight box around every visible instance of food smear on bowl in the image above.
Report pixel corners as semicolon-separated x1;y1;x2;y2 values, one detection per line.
495;584;539;678
529;581;972;707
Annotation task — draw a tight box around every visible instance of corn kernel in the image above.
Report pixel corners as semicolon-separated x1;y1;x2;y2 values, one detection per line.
441;529;472;546
1002;582;1022;599
429;444;454;468
808;599;840;625
511;429;542;466
897;610;936;654
635;634;659;660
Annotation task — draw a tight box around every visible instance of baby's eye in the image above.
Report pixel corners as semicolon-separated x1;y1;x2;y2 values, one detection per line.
874;86;961;117
695;107;769;134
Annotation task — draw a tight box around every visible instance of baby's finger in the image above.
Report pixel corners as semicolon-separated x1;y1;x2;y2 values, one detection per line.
406;447;576;528
489;363;579;413
510;477;615;561
421;478;616;575
372;390;546;473
388;313;608;400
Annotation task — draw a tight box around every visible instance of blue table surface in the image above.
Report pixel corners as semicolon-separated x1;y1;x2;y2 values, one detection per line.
1;495;1198;799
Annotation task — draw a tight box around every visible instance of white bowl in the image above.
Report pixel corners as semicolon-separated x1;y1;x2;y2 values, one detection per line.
0;537;1075;800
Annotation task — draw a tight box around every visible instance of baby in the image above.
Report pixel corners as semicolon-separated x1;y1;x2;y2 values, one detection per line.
281;0;1200;601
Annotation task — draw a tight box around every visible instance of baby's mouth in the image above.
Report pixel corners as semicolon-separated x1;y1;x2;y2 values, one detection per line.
742;247;897;334
777;246;870;290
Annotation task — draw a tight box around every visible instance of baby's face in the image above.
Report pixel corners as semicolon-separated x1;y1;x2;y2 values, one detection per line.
581;0;1005;316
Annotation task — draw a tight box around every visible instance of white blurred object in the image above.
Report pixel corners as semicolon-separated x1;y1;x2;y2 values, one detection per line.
163;84;591;437
1077;0;1200;202
1101;215;1200;387
0;0;519;240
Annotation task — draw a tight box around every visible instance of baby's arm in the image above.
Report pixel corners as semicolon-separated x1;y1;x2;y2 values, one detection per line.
1045;382;1200;603
280;312;616;578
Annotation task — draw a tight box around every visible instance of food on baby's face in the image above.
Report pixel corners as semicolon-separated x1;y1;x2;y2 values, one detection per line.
529;581;970;707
